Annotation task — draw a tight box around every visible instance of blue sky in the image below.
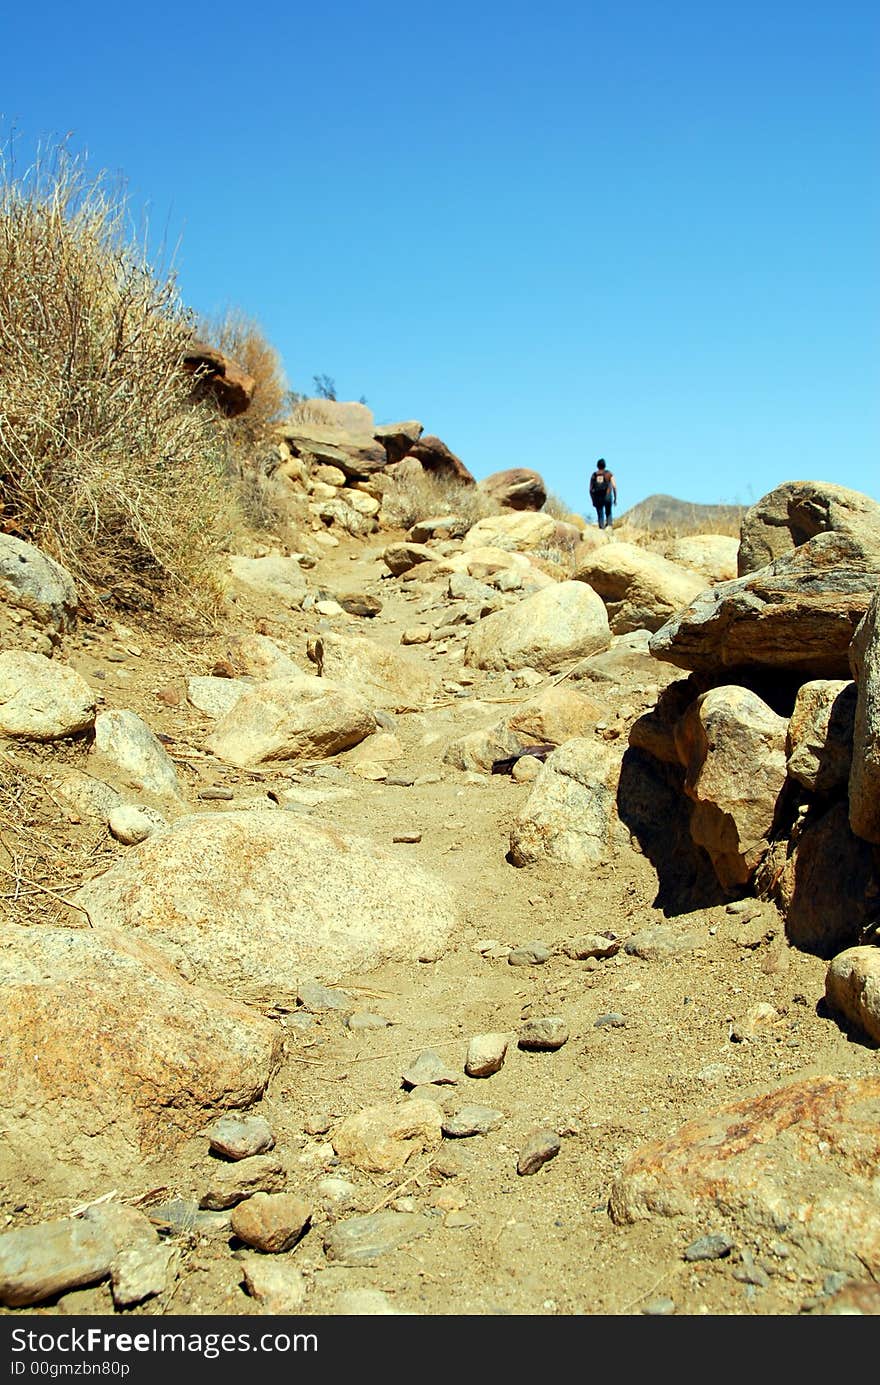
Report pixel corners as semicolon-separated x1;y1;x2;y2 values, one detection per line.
2;0;877;516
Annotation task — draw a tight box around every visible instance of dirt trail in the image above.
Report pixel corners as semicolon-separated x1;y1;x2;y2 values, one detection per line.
5;529;874;1319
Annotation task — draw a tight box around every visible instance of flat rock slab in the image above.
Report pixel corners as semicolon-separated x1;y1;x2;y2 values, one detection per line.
0;1218;114;1307
609;1076;880;1276
401;1050;460;1088
74;812;460;1009
331;1100;442;1173
442;1105;505;1138
199;1155;285;1210
323;1212;432;1266
624;926;705;960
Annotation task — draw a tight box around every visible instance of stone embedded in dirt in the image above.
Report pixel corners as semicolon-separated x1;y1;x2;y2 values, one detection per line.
624;926;704;960
609;1076;880;1278
563;933;621;960
401;626;432;644
306;628;437;712
345;731;403;767
315;599;345;616
145;1198;227;1236
594;1012;626;1029
0;533;78;632
401;1050;460;1089
511;756;542;783
729;1002;780;1042
816;1282;880;1315
107;803;166;845
508;940;551;966
198;786;234;800
344;1010;391;1031
110;1243;177;1308
683;1233;735;1262
331;1099;443;1172
187;675;249;719
0;650;96;739
199;1154;285;1210
298;981;351;1012
338;593;383;618
642;1297;677;1316
241;1257;308;1312
203;674;376;768
226;554;308;609
517;1128;561;1176
393;831;422;843
442;1105;505;1137
73;812;460;1010
0;925;281;1199
383;542;437;576
825;947;880;1045
518;1017;569;1051
324;1211;432;1266
230;1192;312;1253
465;1033;509;1077
386;774;415;787
0;1217;115;1308
206;1115;276;1161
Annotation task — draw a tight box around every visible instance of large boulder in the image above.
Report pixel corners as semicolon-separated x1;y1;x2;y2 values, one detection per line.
0;535;78;632
373;420;424;466
664;535;739;583
786;679;856;798
738;481;880;576
73;813;462;1009
574;542;707;634
673;686;788;890
444;685;604;773
462;512;556;553
464;581;611;673
181;340;255;416
203;675;376;767
508;738;623;867
0;925;281;1197
649;531;880;679
825;948;880;1045
479;468;547;511
849;592;880;844
276;401;387;480
0;651;95;739
609;1076;880;1279
91;709;183;802
773;801;880;955
305;631;436;711
407;435;475;485
226;555;308;609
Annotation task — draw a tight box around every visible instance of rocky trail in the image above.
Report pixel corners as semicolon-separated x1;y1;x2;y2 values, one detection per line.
2;497;880;1320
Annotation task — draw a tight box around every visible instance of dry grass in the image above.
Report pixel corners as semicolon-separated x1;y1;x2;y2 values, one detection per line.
0;144;232;617
0;749;113;928
200;308;288;454
380;466;501;530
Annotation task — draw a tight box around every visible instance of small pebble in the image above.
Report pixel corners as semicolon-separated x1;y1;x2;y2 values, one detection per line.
206;1115;275;1162
465;1033;509;1078
198;786;234;801
642;1298;676;1315
517;1128;561;1176
401;1050;460;1089
594;1012;626;1029
344;1011;391;1031
517;1017;569;1052
442;1105;505;1138
683;1233;735;1262
297;982;350;1012
231;1193;312;1254
508;941;551;967
393;832;422;843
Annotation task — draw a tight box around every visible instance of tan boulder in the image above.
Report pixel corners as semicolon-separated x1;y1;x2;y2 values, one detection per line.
331;1100;443;1173
226;634;305;681
650;531;880;679
462;512;556;552
508;737;623;867
738;480;880;575
0;925;281;1198
91;709;183;803
226;555;308;609
465;581;611;673
773;801;879;955
609;1076;880;1278
306;630;436;711
573;541;707;634
786;679;855;796
825;947;880;1045
849;592;880;843
479;468;547;511
73;812;460;1009
382;542;437;576
203;675;375;767
664;534;739;583
0;651;95;739
674;686;788;890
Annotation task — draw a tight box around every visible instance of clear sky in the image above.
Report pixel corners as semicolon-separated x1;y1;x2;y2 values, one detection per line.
2;0;877;516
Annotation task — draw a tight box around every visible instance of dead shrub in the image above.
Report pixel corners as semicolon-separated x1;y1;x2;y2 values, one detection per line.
380;465;501;530
200;308;288;454
0;143;231;615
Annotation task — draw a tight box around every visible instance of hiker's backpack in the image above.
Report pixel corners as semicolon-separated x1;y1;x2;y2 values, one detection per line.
590;469;610;500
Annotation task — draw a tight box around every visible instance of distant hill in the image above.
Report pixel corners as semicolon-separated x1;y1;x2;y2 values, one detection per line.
617;494;747;534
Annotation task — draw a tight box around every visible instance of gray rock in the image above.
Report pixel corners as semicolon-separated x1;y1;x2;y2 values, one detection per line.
624;926;704;960
517;1017;569;1051
110;1243;177;1308
241;1258;308;1312
107;803;166;845
683;1233;734;1262
323;1212;431;1266
298;982;351;1012
0;1218;114;1307
442;1105;505;1138
508;941;551;966
344;1011;391;1031
206;1115;276;1161
92;708;182;801
0;534;78;631
401;1050;460;1088
594;1012;626;1028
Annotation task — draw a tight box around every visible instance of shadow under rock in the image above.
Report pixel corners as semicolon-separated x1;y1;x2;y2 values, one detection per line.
616;745;730;916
